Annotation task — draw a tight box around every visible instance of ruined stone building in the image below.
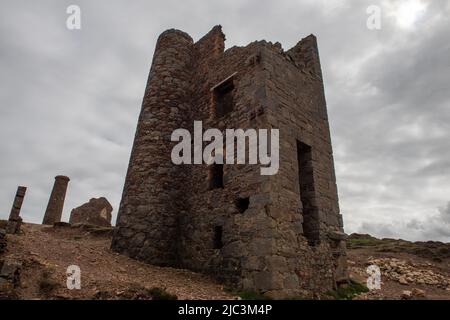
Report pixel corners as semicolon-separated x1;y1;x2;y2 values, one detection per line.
70;197;113;227
112;26;347;297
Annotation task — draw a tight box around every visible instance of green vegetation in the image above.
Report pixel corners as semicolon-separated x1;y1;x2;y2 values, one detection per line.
347;233;450;262
286;295;310;300
227;289;272;300
326;280;369;300
148;287;178;300
346;235;384;248
94;284;178;300
76;224;114;236
38;270;59;296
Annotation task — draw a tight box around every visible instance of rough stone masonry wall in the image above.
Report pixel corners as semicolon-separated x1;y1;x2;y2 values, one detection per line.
69;197;113;227
112;26;347;297
260;36;347;296
179;27;275;288
111;30;194;266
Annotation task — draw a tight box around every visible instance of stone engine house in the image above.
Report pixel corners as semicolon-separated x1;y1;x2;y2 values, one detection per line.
112;26;347;297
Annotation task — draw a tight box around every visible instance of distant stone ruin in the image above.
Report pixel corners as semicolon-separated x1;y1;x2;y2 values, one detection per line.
69;197;112;227
6;186;26;234
42;176;70;225
111;26;347;298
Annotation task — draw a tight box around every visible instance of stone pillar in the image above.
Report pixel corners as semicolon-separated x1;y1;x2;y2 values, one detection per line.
6;186;27;234
42;175;70;225
8;186;26;221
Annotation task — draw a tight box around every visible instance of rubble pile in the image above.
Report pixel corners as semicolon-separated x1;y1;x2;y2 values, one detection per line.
368;258;449;289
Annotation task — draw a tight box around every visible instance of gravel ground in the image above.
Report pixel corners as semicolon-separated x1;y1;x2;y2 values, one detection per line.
3;223;233;300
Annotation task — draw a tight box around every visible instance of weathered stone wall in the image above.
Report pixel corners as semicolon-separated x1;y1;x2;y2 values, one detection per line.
69;197;113;227
248;36;347;296
186;32;279;289
112;26;347;297
0;229;6;255
42;176;70;225
111;30;194;266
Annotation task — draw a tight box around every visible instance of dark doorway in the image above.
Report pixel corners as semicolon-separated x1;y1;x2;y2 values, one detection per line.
213;226;223;249
297;140;320;245
209;164;224;189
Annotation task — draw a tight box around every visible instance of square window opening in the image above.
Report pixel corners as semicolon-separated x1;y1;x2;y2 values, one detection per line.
213;78;234;117
235;197;250;213
213;226;223;249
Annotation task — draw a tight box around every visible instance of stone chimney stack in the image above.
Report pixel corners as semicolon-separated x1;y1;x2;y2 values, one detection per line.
42;175;70;225
6;186;27;234
8;186;27;221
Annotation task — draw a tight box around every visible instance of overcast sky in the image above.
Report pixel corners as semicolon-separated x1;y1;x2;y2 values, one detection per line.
1;0;449;242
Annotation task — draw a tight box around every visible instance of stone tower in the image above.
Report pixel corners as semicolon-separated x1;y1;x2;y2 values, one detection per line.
112;26;347;298
42;175;70;225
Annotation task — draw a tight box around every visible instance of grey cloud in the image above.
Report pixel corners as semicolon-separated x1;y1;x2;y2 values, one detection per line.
358;202;450;242
406;219;424;230
360;221;396;238
438;202;450;225
0;0;449;242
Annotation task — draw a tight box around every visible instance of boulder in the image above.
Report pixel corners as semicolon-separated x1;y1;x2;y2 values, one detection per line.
399;276;408;285
69;197;113;227
411;288;426;298
401;290;412;300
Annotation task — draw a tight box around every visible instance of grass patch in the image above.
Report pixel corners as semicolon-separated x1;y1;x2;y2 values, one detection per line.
230;290;272;300
148;287;178;300
346;237;384;249
348;233;450;261
38;271;59;296
286;296;310;300
95;284;178;300
326;280;369;300
75;224;114;237
348;233;450;260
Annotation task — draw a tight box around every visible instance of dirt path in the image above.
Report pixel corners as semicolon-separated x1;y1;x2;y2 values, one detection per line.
3;223;233;300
